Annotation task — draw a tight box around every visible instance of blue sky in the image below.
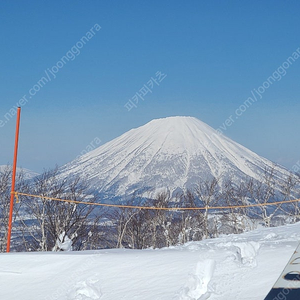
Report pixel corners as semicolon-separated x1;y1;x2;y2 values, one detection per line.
0;0;300;172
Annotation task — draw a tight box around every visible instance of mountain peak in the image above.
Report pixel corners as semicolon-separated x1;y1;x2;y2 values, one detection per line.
142;116;210;134
60;116;290;199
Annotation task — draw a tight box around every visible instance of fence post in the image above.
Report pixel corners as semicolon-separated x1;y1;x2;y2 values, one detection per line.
6;107;21;252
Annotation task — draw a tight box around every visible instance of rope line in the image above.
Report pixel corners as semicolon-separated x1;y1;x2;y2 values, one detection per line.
11;191;300;211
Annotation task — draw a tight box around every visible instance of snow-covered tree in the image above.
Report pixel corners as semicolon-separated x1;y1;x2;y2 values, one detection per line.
19;167;104;251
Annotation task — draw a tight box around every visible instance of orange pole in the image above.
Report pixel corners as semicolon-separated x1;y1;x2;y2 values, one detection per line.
6;107;21;252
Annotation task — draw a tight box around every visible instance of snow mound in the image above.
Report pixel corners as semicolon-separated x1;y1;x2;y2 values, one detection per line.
217;241;261;267
67;276;102;300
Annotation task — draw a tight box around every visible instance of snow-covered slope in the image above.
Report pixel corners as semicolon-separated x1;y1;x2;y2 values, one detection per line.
0;165;39;180
1;222;300;299
59;116;291;198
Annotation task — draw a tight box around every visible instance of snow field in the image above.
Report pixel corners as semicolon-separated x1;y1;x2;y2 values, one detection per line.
1;222;300;299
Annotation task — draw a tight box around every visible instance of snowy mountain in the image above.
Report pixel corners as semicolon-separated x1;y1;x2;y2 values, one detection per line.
0;165;39;180
59;116;292;199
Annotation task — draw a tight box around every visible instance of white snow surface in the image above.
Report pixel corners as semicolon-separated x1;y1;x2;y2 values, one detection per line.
0;165;39;180
59;116;291;198
1;222;300;299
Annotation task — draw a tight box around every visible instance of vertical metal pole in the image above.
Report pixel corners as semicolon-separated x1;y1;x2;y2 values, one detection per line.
6;107;21;252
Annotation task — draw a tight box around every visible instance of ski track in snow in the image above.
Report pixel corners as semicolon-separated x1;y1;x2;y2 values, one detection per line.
179;259;216;300
177;240;261;299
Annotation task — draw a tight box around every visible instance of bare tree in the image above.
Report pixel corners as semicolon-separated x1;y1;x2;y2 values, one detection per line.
177;190;204;244
19;167;104;251
114;206;140;249
111;191;180;249
195;177;221;238
0;166;27;252
247;167;281;227
148;191;174;248
0;166;11;252
279;173;300;223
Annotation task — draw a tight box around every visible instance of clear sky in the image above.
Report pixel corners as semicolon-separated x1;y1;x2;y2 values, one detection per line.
0;0;300;173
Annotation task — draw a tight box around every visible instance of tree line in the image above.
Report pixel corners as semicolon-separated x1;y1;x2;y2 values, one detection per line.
0;166;299;252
